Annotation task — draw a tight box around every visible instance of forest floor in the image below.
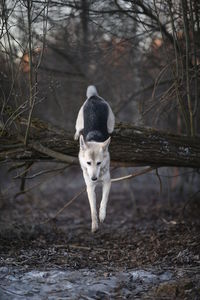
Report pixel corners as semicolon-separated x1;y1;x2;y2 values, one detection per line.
0;167;200;299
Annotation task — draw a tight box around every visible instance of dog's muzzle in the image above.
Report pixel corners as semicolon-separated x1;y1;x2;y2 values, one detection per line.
91;177;97;181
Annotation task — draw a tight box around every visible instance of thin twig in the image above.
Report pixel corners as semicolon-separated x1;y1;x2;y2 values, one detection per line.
155;168;162;195
24;0;34;146
14;163;67;199
181;0;194;136
14;166;68;179
43;188;86;224
19;161;33;192
111;166;155;182
44;166;156;223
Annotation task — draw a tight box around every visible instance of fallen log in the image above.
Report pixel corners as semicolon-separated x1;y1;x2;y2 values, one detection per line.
0;119;200;168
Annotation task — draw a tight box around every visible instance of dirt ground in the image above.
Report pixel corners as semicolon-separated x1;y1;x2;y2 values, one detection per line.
0;167;200;299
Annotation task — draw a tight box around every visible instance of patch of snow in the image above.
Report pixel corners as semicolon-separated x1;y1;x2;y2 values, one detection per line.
130;269;171;284
0;268;173;299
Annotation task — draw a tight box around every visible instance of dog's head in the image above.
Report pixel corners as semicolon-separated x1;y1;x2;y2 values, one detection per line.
79;135;111;182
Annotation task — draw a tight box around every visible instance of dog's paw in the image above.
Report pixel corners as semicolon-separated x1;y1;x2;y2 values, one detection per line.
74;132;79;140
99;209;106;223
91;222;99;233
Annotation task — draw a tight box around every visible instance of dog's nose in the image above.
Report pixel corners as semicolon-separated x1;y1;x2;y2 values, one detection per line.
91;177;97;181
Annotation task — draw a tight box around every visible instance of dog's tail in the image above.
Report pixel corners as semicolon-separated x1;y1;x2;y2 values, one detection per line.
86;85;98;98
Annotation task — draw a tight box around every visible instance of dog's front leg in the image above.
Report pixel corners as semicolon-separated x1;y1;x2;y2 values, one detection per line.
99;179;111;223
86;184;98;232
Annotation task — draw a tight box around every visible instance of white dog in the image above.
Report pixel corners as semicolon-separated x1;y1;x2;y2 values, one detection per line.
74;85;115;232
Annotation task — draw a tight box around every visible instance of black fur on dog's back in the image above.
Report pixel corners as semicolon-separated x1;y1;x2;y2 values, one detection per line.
83;95;109;142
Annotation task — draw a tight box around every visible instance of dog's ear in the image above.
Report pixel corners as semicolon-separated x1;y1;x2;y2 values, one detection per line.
80;135;87;150
102;137;111;152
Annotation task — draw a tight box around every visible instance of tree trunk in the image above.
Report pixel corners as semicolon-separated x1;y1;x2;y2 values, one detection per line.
1;119;200;168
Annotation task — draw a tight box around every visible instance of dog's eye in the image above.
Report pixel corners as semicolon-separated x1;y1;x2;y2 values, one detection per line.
97;162;101;165
87;162;91;165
